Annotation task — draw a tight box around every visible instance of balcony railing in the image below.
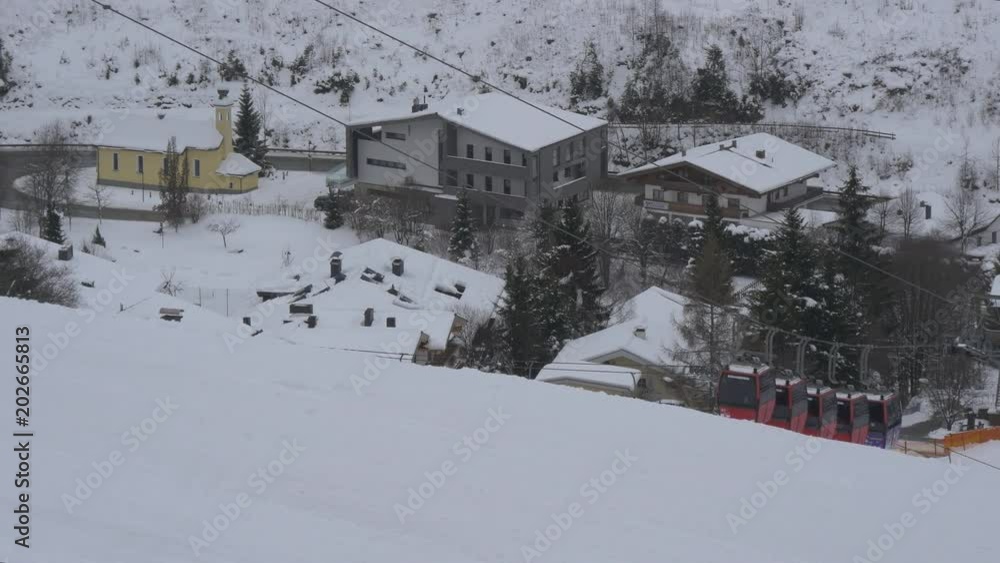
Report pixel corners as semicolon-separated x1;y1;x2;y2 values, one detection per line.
643;199;742;219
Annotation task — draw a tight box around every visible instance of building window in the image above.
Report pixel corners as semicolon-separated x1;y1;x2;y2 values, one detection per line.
977;236;983;247
466;174;475;188
564;166;571;179
137;155;144;174
994;232;998;244
728;197;740;209
677;191;689;204
503;179;511;195
503;149;511;164
522;153;527;167
564;144;571;161
553;149;560;166
366;157;406;170
385;131;406;141
194;159;201;177
446;170;458;187
569;142;575;160
112;153;119;171
485;176;493;192
229;181;233;189
552;170;559;182
466;144;475;159
485;147;493;162
652;188;664;201
782;186;789;197
573;163;584;178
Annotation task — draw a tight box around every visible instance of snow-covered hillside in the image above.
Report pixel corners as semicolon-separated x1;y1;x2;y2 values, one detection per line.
4;0;1000;237
1;295;999;562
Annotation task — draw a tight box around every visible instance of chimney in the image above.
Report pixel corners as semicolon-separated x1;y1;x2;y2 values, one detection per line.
242;316;252;326
731;140;738;149
681;149;686;157
306;315;318;329
392;257;404;276
411;96;428;113
719;143;726;150
633;325;646;340
330;255;343;277
363;308;375;327
217;88;229;100
755;149;766;159
386;317;397;328
457;107;465;116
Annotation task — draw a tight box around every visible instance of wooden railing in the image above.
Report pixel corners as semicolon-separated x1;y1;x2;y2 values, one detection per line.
643;199;742;218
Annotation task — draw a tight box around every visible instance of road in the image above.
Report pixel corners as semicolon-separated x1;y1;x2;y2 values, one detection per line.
0;148;344;223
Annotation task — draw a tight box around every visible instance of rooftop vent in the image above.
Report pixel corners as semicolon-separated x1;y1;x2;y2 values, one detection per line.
719;143;726;150
156;112;166;120
633;325;647;340
755;149;766;159
731;140;738;149
457;107;465;116
392;257;404;277
57;244;73;261
289;303;313;316
412;96;428;113
330;255;343;278
363;308;375;327
386;317;397;328
306;315;318;329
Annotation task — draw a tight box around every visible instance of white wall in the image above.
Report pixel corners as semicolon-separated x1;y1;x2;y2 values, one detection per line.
356;118;443;187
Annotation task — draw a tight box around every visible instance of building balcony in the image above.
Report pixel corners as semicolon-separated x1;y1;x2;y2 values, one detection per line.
766;186;825;212
643;199;743;219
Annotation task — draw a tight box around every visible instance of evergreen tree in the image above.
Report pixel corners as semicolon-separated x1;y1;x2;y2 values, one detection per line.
552;200;609;335
832;165;885;334
448;190;478;263
91;225;106;247
218;50;247;81
233;83;269;174
497;257;541;377
676;232;740;384
156;137;190;231
42;205;64;245
314;191;344;230
750;208;822;365
702;194;727;247
569;41;605;103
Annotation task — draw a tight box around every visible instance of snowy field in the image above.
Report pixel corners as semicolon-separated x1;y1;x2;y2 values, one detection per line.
12;166;332;211
0;295;998;563
0;213;358;318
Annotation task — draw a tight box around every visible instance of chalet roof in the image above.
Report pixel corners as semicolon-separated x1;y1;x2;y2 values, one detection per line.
100;112;223;152
621;133;835;195
216;152;262;177
536;362;641;393
347;92;607;152
554;287;687;367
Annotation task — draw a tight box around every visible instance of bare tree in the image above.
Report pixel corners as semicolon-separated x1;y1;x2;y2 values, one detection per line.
925;354;984;431
871;191;895;240
943;185;985;253
896;186;920;240
158;268;185;297
186;194;208;224
207;218;241;249
587;190;635;286
24;121;80;227
87;182;111;223
0;235;78;307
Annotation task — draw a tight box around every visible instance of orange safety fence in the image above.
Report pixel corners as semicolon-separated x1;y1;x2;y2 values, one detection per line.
941;427;1000;450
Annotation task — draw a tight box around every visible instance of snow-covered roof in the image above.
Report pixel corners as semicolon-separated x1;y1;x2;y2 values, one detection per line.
621;133;835;194
332;238;504;313
555;287;687;367
277;322;425;357
536;362;640;393
216;152;262;176
100;113;223;152
348;92;607;152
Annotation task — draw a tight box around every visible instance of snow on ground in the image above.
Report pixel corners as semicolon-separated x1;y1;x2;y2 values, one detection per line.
13;167;331;211
1;213;359;318
968;441;1000;466
1;295;998;563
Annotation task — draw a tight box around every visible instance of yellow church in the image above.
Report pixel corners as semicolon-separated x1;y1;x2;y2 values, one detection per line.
96;87;261;193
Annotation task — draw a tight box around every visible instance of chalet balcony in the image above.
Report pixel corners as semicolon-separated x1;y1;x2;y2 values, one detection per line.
643;199;743;219
765;186;825;212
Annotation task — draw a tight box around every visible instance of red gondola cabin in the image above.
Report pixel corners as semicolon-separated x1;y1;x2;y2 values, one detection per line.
717;365;776;423
767;376;808;433
804;385;837;439
865;393;902;449
834;392;870;444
